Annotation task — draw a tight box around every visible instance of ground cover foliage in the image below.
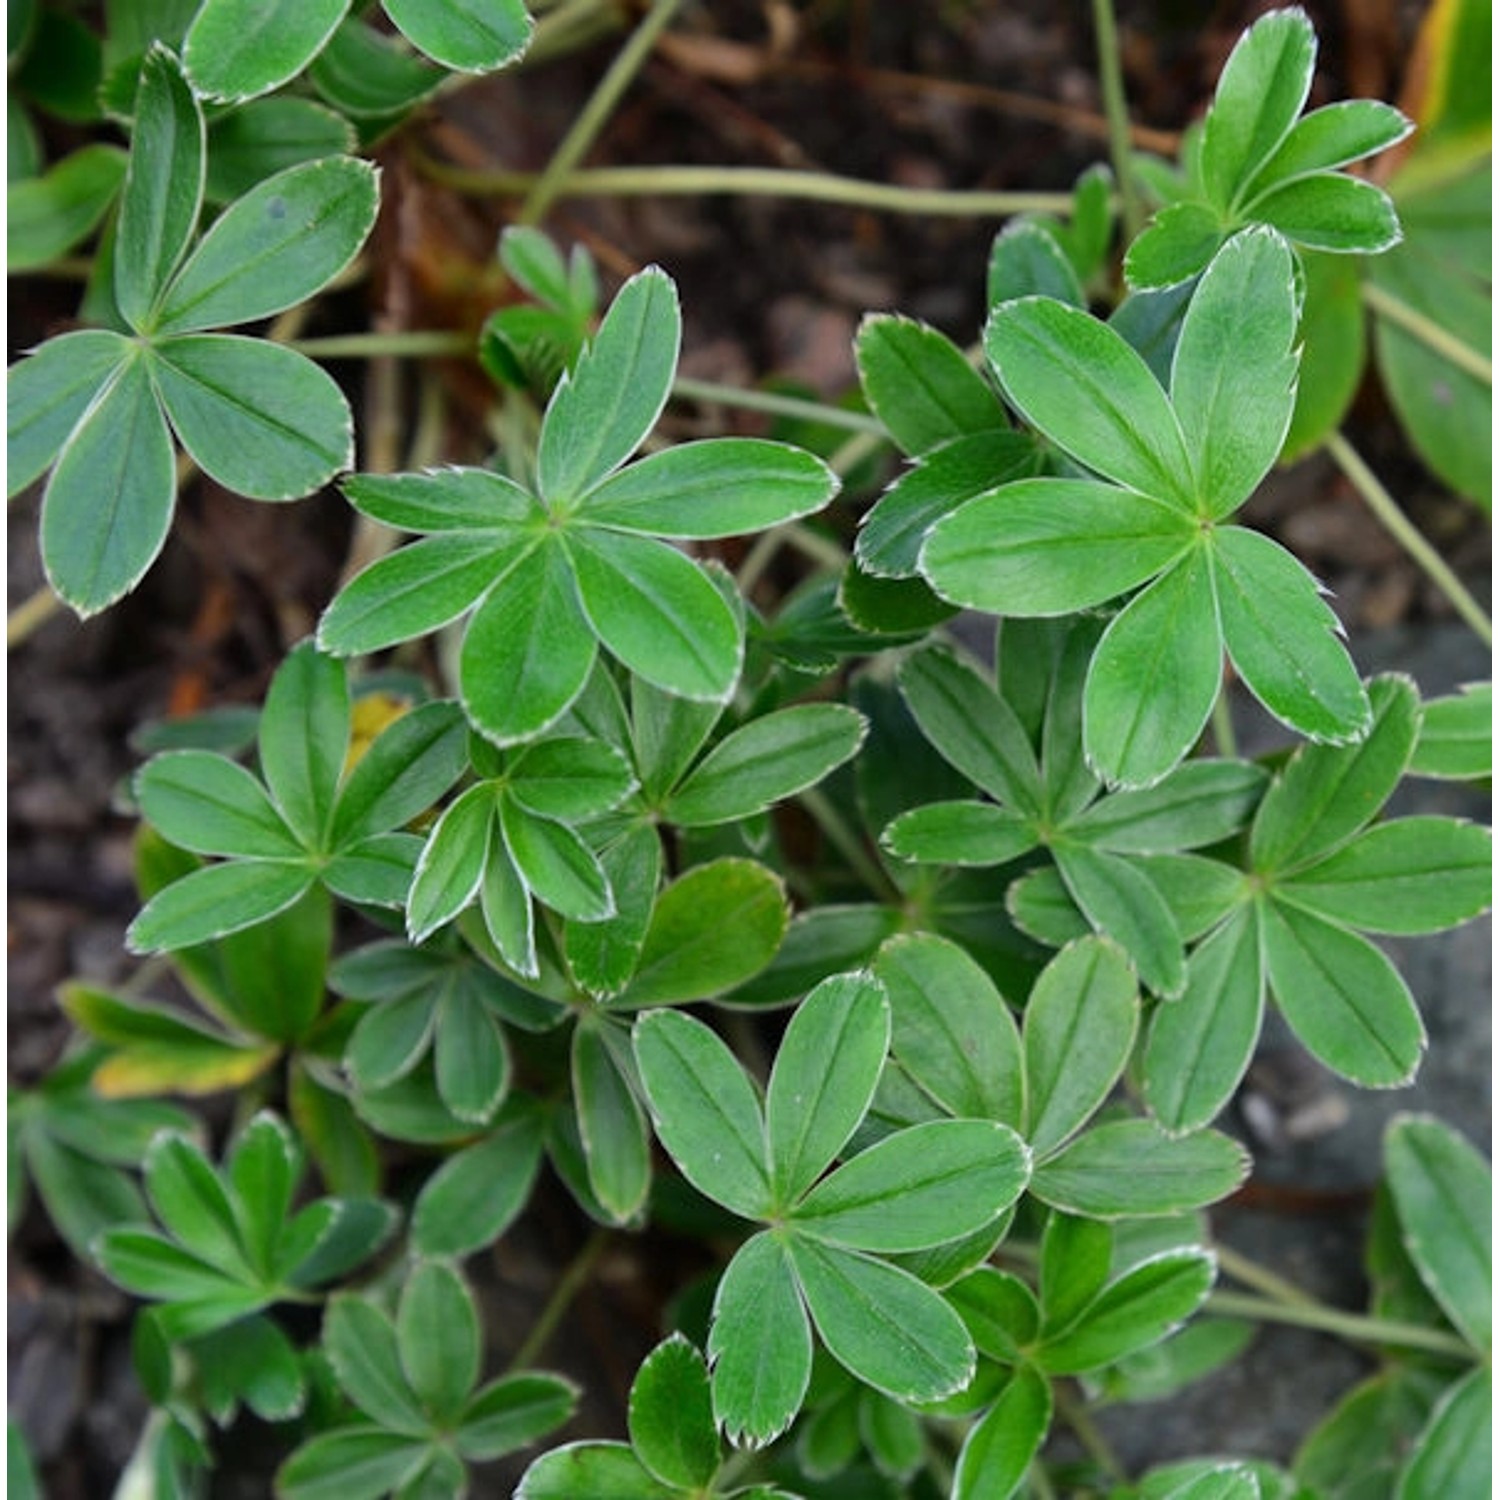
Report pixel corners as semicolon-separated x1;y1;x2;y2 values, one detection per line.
6;1;1493;1497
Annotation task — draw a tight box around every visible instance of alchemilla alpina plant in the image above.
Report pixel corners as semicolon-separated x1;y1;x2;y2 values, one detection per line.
6;4;1491;1497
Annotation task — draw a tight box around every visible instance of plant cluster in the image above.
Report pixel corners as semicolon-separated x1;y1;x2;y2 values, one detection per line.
6;3;1492;1499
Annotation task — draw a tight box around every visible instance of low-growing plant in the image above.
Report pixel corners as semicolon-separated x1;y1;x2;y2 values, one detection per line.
6;3;1492;1498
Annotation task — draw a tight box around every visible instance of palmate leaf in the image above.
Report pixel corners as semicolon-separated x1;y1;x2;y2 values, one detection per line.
204;98;356;204
184;0;349;103
309;16;443;120
572;1019;651;1222
953;1365;1051;1500
627;1335;720;1490
7;143;126;270
1396;1367;1491;1500
382;0;532;73
989;219;1086;306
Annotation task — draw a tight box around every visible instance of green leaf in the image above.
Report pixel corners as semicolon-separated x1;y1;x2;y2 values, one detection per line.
509;737;635;821
184;0;347;101
1040;1211;1113;1333
205;97;355;203
7;329;130;497
953;1365;1052;1500
309;17;442;119
348;992;435;1092
882;801;1040;867
1251;674;1419;872
1198;7;1314;212
1022;936;1139;1157
668;704;865;827
1262;899;1425;1087
1396;1367;1491;1500
989;219;1085;307
323;832;422;908
41;352;175;614
628;1335;720;1489
616;859;787;1008
434;986;508;1123
788;1237;975;1403
1245;100;1412;197
1253;173;1402;253
1072;761;1266;854
633;1008;769;1218
1282;250;1367;460
1144;905;1264;1133
1081;546;1219;788
288;1061;378;1196
259;640;347;848
984;297;1193;507
228;1112;301;1274
898;648;1043;814
7;144;126;269
793;1119;1029;1251
277;1429;428;1500
766;972;889;1206
127;860;314;952
1409;683;1490;780
570;528;741;702
1210;526;1370;743
1293;1370;1437;1500
136;751;300;858
456;1372;578;1462
1054;843;1185;998
1172;228;1299;514
412;1108;543;1257
573;1021;651;1222
538;267;679;505
855;314;1003;456
565;823;662;999
149;335;352;499
479;846;536;977
1032;1120;1249;1217
345;466;536;532
324;1294;430;1435
398;1261;479;1422
406;786;494;942
191;1313;306;1423
709;1231;811;1447
1383;1115;1490;1352
461;540;595;744
322;534;531;658
143;1131;250;1278
1038;1249;1216;1374
856;429;1040;578
332;699;469;846
1124;201;1226;290
581;438;837;537
875;932;1024;1126
517;1443;678;1500
923;477;1195;617
725;904;901;1010
500;798;611;921
839;561;958;635
116;47;204;332
383;0;530;72
94;1226;251;1305
156;157;379;334
1280;817;1491;935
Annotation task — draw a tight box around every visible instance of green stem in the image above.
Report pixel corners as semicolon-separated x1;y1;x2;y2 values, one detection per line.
1210;684;1238;759
289;331;474;359
419;155;1080;219
1029;1459;1059;1500
672;375;886;434
1324;430;1492;647
1361;280;1493;386
505;1226;611;1372
798;786;903;903
1205;1290;1475;1360
1213;1240;1319;1310
524;0;628;67
1054;1382;1126;1482
1090;0;1143;240
828;428;889;479
520;0;691;226
7;585;63;649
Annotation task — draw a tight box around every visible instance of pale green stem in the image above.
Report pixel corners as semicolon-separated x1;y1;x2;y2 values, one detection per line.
7;585;63;649
1029;1459;1059;1500
798;786;902;902
1205;1290;1475;1360
828;428;890;479
1054;1382;1126;1481
1324;430;1492;647
524;0;628;67
1210;685;1238;759
672;375;886;434
1213;1239;1320;1309
1090;0;1143;240
505;1226;611;1372
1361;280;1493;386
420;156;1079;219
520;0;690;226
290;331;474;359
